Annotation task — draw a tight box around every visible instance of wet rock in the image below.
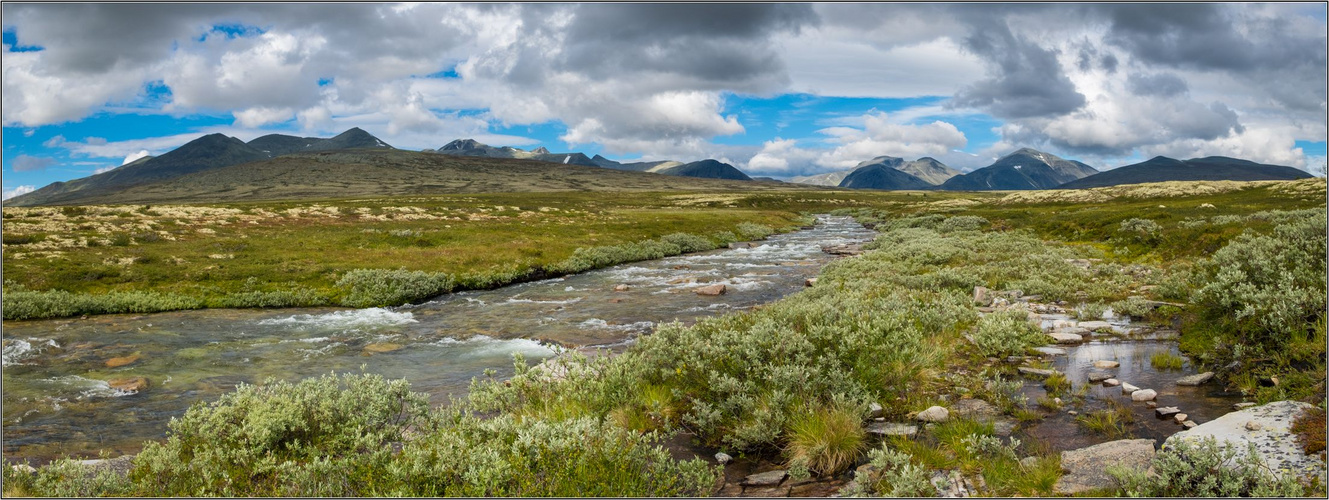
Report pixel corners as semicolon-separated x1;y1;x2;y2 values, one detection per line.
728;242;757;249
867;402;883;419
1174;413;1188;423
867;422;918;438
1033;346;1067;356
613;284;630;292
1103;378;1121;387
742;485;791;497
1131;389;1157;402
742;469;788;487
917;406;950;423
804;278;817;287
1166;401;1326;481
364;343;403;353
1176;372;1214;386
973;286;991;306
1120;382;1140;394
1182;420;1198;429
1056;326;1091;336
1087;370;1112;383
108;377;149;393
105;353;141;368
1053;439;1156;495
1018;366;1055;377
695;284;727;296
1155;407;1181;418
1092;360;1120;369
1077;321;1113;331
789;479;845;497
1047;332;1085;344
950;399;1000;420
821;243;863;256
1146;401;1158;409
715;452;732;465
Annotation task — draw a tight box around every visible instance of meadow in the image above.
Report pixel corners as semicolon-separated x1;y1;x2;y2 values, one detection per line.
3;178;1325;497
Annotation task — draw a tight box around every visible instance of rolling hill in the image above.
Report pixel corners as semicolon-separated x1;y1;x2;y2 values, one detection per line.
939;148;1097;190
1058;156;1314;188
13;150;796;205
656;159;752;181
837;164;933;190
791;156;960;188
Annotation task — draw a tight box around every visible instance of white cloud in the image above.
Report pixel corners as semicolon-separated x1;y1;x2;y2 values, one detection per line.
94;165;118;174
815;112;968;169
3;185;36;200
122;150;152;165
233;107;295;128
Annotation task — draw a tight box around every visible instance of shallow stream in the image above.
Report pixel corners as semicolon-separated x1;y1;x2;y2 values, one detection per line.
2;216;876;463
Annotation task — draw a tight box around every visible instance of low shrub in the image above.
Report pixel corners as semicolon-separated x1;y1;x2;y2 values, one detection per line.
2;288;205;320
2;457;134;497
1107;437;1305;497
335;268;454;308
736;222;774;240
130;372;430;497
840;445;936;497
1077;302;1107;320
970;308;1045;357
2;233;45;245
1110;296;1153;319
938;215;989;233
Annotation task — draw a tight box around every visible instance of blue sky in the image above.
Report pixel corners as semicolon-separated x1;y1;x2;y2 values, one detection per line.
3;3;1325;198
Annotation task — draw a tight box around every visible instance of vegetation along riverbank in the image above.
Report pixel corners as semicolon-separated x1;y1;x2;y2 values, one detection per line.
3;178;1326;496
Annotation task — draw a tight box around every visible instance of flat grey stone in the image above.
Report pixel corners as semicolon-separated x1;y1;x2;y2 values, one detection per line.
1053;439;1156;495
1166;401;1326;482
951;399;1000;420
867;422;918;438
742;469;788;487
1155;406;1181;418
1176;372;1215;386
1103;378;1121;387
1047;332;1085;344
1120;382;1140;394
1033;346;1067;356
1077;321;1113;331
1018;366;1055;377
1092;360;1120;369
1087;370;1112;382
1130;389;1157;402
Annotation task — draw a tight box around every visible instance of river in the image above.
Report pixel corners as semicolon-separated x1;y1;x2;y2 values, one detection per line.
2;215;877;463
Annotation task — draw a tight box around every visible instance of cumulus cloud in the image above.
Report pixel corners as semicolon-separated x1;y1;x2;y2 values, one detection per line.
122;150;152;165
3;185;37;200
816;112;967;169
951;21;1086;119
9;155;57;172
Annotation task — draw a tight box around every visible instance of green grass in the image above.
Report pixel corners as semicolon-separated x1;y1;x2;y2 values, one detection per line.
1151;351;1186;370
1075;401;1135;438
784;404;867;476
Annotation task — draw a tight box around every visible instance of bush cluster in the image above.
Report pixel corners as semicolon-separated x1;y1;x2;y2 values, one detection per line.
335;268;455;308
1108;437;1305;497
970;308;1045;357
2;288;205;320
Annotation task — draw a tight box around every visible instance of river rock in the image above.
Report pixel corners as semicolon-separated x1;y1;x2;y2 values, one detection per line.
804;278;817;287
821;243;863;256
1092;360;1120;369
715;452;732;465
1174;413;1188;423
1051;319;1076;330
108;377;149;393
867;422;918;438
1018;366;1055;377
1182;420;1198;429
1033;346;1067;356
728;241;756;249
613;284;630;292
1087;370;1112;382
1120;382;1140;394
1053;439;1156;495
741;469;788;487
951;399;1000;420
973;286;991;306
1166;401;1325;481
1131;389;1158;402
364;343;403;353
1047;332;1085;344
1077;321;1113;331
694;284;727;296
867;402;883;419
105;354;141;368
1155;406;1181;418
1146;401;1158;409
1176;372;1214;386
1103;378;1121;387
917;406;950;423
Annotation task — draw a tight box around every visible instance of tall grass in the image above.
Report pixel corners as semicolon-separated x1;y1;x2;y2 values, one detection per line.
785;404;866;476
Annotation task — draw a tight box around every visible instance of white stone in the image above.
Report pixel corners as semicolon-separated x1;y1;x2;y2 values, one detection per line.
1130;389;1157;402
1103;378;1121;387
916;406;950;423
1120;382;1140;394
715;452;732;464
1092;360;1120;369
1176;372;1215;386
1047;332;1085;344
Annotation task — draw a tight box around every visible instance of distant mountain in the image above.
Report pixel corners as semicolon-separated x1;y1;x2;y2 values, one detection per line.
838;164;933;190
8;128;395;206
789;170;854;187
897;157;961;185
657;159;752;181
939;148;1097;191
1059;156;1314;189
590;154;681;172
433;139;599;167
19;150;788;205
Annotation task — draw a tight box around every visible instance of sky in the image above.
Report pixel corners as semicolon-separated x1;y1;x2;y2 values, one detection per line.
3;3;1326;198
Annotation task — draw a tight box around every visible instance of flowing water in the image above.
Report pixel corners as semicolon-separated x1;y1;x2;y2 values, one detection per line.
2;216;876;463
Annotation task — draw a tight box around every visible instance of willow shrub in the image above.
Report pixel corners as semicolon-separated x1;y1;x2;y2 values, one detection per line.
971;308;1045;357
1107;437;1305;497
2;287;205;320
335;268;455;308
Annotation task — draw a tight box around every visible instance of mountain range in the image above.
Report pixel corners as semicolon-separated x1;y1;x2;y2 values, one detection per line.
6;128;1315;206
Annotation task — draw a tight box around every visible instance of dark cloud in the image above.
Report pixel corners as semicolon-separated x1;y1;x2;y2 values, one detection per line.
10;155;56;172
1126;73;1189;97
951;23;1086;119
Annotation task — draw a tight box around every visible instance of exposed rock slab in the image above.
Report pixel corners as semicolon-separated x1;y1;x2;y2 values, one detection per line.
1033;346;1067;356
1165;401;1326;482
917;406;950;422
867;422;918;438
742;469;788;487
1087;370;1112;382
1047;332;1085;344
950;399;1000;420
1018;366;1055;377
1176;372;1215;386
1053;439;1156;495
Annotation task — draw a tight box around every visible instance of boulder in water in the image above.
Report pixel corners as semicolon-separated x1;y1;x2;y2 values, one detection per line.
108;377;149;393
105;353;141;368
694;284;727;296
